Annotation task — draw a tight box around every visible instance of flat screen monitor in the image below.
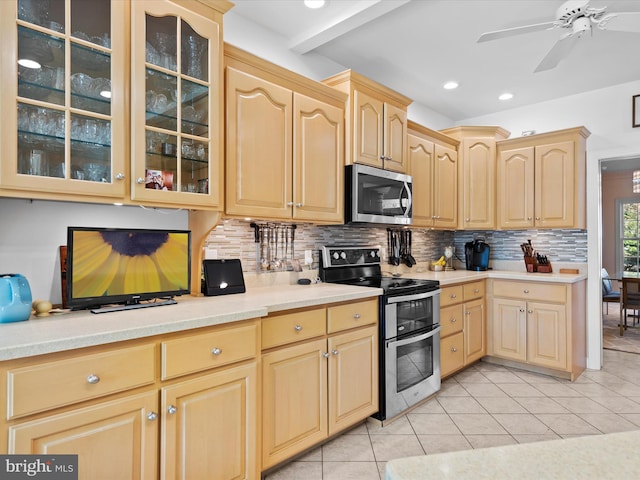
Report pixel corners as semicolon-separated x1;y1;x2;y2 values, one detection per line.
66;226;191;313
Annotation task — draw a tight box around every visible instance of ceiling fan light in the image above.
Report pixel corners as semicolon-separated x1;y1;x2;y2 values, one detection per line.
498;93;514;101
443;81;459;90
304;0;325;9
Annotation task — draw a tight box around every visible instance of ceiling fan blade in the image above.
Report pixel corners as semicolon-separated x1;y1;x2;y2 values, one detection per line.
477;21;557;42
600;12;640;33
534;32;581;72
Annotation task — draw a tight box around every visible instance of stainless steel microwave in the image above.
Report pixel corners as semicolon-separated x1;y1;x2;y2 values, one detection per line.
345;164;412;225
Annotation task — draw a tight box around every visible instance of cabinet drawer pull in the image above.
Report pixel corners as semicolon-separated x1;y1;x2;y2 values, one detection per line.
211;347;222;356
353;313;361;319
147;412;158;421
450;346;457;353
167;405;177;415
294;324;303;331
86;374;100;384
331;349;339;355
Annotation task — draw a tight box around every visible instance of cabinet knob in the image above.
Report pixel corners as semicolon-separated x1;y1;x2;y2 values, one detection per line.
136;177;144;184
211;347;222;356
115;173;125;180
322;352;330;358
287;201;294;206
86;374;100;384
535;217;541;221
527;309;533;314
294;324;302;331
147;412;158;421
295;202;303;207
474;289;479;293
353;313;361;319
450;346;457;353
523;289;529;294
331;349;339;355
450;317;456;323
465;311;470;315
167;405;178;415
450;294;457;299
527;216;532;220
466;218;470;222
520;308;525;313
379;156;386;161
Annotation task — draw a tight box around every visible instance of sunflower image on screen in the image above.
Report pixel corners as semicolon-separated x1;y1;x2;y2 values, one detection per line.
71;229;190;299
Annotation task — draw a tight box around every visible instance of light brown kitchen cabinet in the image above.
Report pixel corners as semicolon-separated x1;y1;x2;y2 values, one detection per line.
225;45;345;223
131;0;227;209
1;318;260;480
440;126;510;230
1;0;230;210
8;391;159;479
261;299;378;471
440;280;486;378
0;0;128;199
323;70;411;173
496;126;590;229
487;279;586;380
408;122;459;229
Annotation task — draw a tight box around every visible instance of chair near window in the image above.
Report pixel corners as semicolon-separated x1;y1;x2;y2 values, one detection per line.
602;268;620;314
620;277;640;336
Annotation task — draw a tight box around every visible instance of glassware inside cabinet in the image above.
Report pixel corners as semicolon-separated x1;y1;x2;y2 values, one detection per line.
181;21;207;82
15;0;117;186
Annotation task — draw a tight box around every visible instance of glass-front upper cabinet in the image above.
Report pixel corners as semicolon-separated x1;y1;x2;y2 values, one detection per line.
0;0;127;198
131;1;224;209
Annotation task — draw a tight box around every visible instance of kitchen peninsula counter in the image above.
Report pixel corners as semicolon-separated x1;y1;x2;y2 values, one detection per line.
385;430;640;480
0;283;383;361
400;268;587;286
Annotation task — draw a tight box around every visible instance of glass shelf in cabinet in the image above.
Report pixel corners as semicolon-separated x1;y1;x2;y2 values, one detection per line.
71;42;110;73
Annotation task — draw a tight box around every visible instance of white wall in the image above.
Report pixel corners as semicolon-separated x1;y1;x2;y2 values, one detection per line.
0;198;187;304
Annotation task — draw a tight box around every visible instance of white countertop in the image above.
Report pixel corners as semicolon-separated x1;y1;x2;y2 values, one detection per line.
0;266;586;362
0;283;382;361
384;430;640;480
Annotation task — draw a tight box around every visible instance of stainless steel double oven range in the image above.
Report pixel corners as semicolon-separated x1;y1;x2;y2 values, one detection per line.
320;246;441;422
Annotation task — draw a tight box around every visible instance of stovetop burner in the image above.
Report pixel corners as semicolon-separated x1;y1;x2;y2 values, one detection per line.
319;246;439;296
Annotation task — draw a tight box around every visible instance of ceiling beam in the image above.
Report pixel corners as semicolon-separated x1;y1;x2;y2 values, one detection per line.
289;0;411;54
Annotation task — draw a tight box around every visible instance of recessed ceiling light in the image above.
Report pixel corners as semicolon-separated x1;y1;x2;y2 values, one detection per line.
304;0;325;8
499;93;514;101
443;81;459;90
18;58;41;69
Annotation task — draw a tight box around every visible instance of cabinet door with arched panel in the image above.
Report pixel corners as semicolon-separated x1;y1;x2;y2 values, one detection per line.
131;1;226;209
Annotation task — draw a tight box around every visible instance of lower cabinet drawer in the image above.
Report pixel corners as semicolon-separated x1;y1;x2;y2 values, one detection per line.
440;332;464;378
463;281;485;301
492;280;566;303
440;285;464;307
8;344;156;419
440;304;463;337
162;322;258;380
262;308;326;350
327;299;377;333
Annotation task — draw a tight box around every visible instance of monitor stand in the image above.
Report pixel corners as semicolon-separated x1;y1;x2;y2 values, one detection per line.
90;298;177;314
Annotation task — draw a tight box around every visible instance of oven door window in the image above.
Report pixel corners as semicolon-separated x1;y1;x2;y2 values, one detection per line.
396;331;435;392
396;297;434;338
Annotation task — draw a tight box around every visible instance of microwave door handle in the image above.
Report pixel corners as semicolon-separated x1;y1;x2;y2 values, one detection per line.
402;182;412;217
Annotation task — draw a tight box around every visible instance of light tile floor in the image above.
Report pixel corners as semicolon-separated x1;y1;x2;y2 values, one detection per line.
264;349;640;480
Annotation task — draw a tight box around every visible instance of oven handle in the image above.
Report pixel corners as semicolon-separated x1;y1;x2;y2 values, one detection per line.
386;289;441;304
389;325;441;348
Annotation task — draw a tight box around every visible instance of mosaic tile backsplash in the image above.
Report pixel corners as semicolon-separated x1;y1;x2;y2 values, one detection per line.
203;219;587;273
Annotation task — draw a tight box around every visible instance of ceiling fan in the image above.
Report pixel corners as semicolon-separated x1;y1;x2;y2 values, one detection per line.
477;0;640;72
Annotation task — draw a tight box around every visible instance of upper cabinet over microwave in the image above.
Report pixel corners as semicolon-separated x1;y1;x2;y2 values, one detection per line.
323;70;412;174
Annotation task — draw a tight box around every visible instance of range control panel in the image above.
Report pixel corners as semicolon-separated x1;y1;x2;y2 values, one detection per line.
320;246;381;268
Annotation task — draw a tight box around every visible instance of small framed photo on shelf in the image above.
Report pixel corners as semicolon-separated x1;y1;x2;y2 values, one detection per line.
634;94;640;128
145;169;173;191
